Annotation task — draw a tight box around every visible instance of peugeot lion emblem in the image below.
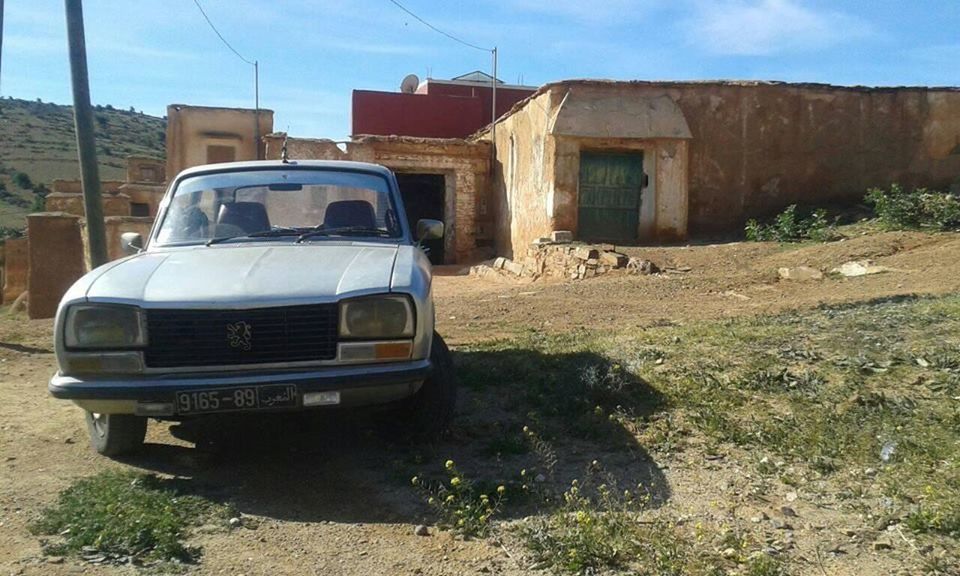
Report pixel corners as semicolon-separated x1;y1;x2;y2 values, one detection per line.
226;321;253;351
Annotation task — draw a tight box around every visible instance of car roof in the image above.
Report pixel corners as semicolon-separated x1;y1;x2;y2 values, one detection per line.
174;160;395;181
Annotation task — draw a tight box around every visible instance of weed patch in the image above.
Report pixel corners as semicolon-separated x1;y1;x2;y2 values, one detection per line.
31;470;228;565
745;204;840;242
866;184;960;231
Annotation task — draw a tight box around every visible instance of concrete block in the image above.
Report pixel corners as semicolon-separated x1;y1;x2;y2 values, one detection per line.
551;230;573;243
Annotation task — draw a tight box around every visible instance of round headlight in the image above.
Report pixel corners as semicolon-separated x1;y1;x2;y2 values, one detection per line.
339;296;414;339
65;304;146;349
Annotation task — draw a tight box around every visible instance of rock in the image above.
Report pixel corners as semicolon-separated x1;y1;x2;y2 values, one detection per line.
721;547;737;558
574;247;599;260
493;257;506;270
872;540;893;551
780;506;798;518
531;237;553;247
771;519;793;530
551;230;573;243
627;258;659;275
778;266;823;281
63;438;74;444
599;243;616;252
502;259;524;276
414;524;430;536
10;291;28;314
833;260;890;277
229;517;241;527
785;491;798;502
599;251;628;268
46;556;64;564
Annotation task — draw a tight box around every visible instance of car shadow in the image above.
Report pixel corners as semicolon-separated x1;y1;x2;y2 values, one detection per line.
121;347;672;525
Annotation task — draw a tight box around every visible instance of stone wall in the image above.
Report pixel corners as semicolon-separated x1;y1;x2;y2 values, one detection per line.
263;134;491;263
103;216;154;262
27;214;86;319
44;192;132;217
1;237;29;304
483;80;960;253
51;179;125;194
126;156;166;184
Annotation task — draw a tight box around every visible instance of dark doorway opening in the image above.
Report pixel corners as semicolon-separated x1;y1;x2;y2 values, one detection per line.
395;173;446;264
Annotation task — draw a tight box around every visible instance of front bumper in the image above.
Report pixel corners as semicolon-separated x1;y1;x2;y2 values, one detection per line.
49;359;431;415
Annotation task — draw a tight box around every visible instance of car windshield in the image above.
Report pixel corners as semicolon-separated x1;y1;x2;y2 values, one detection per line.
155;168;403;246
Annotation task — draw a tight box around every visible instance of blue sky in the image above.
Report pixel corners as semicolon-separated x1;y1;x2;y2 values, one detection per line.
3;0;959;139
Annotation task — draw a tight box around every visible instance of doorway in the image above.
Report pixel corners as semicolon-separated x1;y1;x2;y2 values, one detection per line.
395;173;446;264
577;151;644;244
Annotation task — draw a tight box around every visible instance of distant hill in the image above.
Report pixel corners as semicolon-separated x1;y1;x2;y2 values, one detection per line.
0;97;166;232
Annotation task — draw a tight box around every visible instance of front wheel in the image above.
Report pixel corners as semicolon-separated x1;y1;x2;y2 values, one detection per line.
396;332;457;439
84;411;147;457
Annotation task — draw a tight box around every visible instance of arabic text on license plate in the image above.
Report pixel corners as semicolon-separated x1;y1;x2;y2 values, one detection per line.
176;384;298;414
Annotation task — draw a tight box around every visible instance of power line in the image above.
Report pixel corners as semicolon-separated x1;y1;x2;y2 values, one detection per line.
385;0;491;53
191;0;255;66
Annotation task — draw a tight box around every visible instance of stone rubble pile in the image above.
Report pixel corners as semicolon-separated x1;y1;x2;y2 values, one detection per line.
474;230;659;281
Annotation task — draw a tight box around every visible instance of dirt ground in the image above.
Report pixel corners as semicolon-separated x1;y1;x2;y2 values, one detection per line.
1;230;959;575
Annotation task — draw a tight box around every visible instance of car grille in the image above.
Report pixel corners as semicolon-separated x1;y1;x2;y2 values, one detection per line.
144;304;338;368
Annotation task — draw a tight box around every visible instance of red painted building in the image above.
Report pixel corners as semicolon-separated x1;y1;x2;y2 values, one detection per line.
352;71;537;139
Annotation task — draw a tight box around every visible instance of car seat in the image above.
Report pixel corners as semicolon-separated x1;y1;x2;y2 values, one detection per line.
216;202;271;236
323;200;377;230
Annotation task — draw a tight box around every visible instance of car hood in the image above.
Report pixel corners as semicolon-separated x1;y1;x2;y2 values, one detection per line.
83;243;400;308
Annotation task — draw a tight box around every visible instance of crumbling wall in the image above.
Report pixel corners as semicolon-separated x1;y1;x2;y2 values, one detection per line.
263;134;491;263
166;105;274;177
488;90;556;259
1;237;29;303
27;214;85;319
44;192;131;217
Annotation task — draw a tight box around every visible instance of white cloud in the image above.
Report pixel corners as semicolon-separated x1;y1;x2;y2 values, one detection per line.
685;0;870;56
503;0;657;24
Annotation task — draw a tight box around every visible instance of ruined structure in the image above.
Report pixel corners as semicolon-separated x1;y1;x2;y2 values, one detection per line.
4;79;960;316
483;80;960;257
166;104;274;176
262;134;491;264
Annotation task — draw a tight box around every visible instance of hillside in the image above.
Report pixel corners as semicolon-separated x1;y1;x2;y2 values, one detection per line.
0;97;166;231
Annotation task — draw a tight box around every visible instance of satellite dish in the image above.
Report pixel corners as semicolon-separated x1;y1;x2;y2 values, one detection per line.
400;74;420;94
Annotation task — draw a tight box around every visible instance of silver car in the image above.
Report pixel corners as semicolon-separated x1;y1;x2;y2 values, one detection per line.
49;160;455;456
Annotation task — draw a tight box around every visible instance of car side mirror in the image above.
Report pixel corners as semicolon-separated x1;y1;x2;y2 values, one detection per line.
416;219;444;242
120;232;144;255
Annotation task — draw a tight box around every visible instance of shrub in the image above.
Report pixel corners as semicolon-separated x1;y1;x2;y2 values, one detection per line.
745;204;839;243
865;184;960;231
412;460;504;538
12;171;33;189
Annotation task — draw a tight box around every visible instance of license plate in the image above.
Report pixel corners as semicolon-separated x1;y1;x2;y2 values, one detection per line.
175;384;298;415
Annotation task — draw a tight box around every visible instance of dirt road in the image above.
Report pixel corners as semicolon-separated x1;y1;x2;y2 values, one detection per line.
1;230;958;575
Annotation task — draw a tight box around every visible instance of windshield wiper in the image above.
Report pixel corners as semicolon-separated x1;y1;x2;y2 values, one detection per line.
205;227;304;246
296;226;392;243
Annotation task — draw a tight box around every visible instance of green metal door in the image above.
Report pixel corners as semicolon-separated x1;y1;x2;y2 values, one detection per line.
577;152;643;244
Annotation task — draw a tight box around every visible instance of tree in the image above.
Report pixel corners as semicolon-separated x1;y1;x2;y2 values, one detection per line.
13;172;33;189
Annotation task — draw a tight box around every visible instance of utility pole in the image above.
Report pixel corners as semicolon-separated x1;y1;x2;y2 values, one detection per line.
491;47;498;145
1;0;5;95
65;0;108;268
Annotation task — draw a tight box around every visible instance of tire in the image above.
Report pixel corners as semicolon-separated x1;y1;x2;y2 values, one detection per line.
84;411;147;457
397;332;457;440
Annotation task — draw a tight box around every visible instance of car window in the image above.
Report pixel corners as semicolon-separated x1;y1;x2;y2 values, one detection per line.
155;169;402;245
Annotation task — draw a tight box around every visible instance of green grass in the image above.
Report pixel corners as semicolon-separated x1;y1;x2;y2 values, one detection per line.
31;470;228;565
0;97;165;229
450;293;960;571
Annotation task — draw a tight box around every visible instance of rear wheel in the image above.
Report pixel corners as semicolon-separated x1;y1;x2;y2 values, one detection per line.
396;332;456;439
84;411;147;456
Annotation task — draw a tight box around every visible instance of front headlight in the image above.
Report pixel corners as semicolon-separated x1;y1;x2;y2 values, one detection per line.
339;295;414;339
64;304;146;349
